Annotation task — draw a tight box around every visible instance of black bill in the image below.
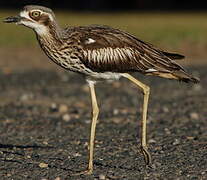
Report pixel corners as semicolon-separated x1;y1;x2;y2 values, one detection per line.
3;16;21;23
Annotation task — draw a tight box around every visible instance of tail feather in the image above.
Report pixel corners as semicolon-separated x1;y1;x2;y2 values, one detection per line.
147;70;200;83
162;51;185;60
172;70;200;83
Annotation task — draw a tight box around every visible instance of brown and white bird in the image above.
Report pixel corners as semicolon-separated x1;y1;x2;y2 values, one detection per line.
4;5;199;174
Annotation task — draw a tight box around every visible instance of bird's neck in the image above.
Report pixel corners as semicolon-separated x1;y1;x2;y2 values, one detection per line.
35;20;64;49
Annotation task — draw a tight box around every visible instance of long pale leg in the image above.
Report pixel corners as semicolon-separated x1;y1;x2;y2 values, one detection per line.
74;81;99;175
122;73;151;165
85;80;99;174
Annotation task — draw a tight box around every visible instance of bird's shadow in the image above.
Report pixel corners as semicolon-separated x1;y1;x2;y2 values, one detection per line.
0;143;145;175
0;143;53;149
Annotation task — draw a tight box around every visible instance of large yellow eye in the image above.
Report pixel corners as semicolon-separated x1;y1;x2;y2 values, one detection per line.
31;11;41;18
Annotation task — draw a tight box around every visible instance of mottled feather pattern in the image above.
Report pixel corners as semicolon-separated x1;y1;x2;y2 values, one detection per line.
65;25;183;73
36;23;198;83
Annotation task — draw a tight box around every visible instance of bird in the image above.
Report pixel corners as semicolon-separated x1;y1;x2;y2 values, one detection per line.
3;5;199;175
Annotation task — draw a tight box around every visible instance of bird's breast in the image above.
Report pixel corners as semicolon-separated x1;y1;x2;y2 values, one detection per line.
38;39;93;74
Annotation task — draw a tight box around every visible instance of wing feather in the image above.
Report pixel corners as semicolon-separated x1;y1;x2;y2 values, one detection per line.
64;25;185;74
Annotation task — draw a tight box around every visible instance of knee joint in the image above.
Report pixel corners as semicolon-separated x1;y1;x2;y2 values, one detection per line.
143;86;150;95
92;106;99;117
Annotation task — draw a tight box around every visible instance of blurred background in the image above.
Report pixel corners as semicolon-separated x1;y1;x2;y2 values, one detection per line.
0;0;207;71
1;0;207;11
0;2;206;178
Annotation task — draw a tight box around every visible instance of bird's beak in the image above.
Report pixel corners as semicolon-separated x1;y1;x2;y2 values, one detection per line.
3;15;22;23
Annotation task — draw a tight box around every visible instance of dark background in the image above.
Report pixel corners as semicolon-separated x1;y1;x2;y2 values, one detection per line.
1;0;207;11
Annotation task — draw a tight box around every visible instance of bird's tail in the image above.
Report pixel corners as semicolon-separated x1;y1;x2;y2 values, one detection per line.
172;70;200;83
148;70;200;83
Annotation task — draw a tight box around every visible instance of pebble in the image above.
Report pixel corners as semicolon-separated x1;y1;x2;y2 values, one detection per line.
113;109;119;115
172;139;180;145
54;177;61;180
73;152;81;157
85;119;91;124
99;174;106;180
43;141;49;145
111;117;122;124
50;103;58;112
186;136;195;140
148;139;156;143
39;162;48;168
162;106;169;113
59;104;68;113
164;128;171;135
62;114;71;122
190;112;199;120
20;93;34;101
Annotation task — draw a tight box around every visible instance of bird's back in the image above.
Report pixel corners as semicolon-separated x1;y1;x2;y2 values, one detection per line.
61;25;198;83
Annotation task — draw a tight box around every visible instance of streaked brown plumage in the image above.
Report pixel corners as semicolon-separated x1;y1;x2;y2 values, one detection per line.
4;5;199;175
39;23;198;82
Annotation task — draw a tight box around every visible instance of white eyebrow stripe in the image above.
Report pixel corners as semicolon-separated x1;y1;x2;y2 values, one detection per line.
20;11;30;19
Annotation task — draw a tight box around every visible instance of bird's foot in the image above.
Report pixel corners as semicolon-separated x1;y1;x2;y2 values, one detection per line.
140;145;152;166
72;168;93;176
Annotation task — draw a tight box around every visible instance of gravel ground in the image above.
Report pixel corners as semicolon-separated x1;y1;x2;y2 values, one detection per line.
0;66;206;180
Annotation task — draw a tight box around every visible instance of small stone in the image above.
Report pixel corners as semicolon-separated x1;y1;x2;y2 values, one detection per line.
162;106;169;113
39;162;48;168
59;104;68;113
62;114;71;122
111;117;122;124
50;103;58;112
20;93;34;101
43;141;48;145
73;152;81;157
186;136;194;140
172;139;180;145
190;112;199;120
201;171;206;175
54;177;61;180
164;128;171;135
148;139;156;143
83;142;88;147
85;119;91;124
73;140;81;145
155;162;162;167
99;174;106;180
113;109;119;115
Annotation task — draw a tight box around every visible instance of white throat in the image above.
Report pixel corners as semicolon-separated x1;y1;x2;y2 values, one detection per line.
19;11;48;36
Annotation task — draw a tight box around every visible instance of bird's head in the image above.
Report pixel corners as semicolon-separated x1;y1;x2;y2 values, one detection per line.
3;5;57;35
